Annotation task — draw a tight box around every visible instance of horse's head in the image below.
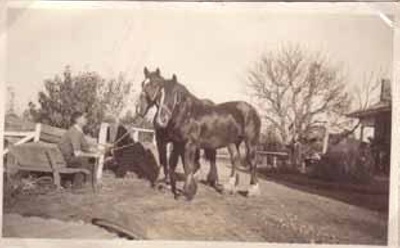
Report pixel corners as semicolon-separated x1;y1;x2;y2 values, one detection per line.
136;67;165;117
156;74;185;128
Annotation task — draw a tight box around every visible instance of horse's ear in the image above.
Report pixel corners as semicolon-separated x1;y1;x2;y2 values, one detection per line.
156;68;160;76
144;67;149;77
172;74;177;82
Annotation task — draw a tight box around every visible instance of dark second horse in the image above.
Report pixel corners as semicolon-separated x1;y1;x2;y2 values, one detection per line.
106;124;160;187
136;68;219;188
155;74;261;200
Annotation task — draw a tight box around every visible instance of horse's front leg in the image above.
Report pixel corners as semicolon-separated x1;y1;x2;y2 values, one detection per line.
223;143;240;195
155;132;169;184
193;149;201;175
168;142;181;199
183;142;198;201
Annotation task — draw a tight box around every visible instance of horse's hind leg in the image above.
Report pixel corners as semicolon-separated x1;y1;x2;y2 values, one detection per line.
194;149;201;175
246;141;260;197
223;143;240;195
205;149;220;188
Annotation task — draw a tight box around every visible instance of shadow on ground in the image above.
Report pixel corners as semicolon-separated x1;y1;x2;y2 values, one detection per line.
256;169;389;214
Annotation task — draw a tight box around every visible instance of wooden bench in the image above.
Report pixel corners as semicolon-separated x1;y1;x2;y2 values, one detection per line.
5;123;108;191
6;142;92;189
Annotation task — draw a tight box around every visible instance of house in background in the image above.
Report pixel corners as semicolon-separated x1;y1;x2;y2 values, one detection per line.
347;79;391;175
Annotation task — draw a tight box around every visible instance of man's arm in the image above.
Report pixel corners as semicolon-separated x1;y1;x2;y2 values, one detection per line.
70;131;98;157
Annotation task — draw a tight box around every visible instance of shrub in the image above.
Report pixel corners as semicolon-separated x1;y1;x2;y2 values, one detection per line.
309;138;374;184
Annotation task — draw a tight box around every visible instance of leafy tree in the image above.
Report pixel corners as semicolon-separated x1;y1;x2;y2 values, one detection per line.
29;66;133;137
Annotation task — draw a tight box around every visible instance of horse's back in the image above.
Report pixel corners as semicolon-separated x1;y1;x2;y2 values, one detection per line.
217;101;261;143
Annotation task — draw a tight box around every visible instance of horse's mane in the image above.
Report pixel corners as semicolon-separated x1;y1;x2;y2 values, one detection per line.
168;79;207;107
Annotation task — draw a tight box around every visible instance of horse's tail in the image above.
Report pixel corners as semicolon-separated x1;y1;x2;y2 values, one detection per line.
235;102;261;146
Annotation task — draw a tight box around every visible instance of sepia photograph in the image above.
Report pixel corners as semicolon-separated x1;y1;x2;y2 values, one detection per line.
1;1;396;246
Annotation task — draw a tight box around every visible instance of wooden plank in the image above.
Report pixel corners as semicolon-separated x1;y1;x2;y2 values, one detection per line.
40;124;66;138
2;133;36;156
130;127;154;133
39;124;66;144
3;131;36;137
40;132;63;144
13;166;90;175
256;150;288;157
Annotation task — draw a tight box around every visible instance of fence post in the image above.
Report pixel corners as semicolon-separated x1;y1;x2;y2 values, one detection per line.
131;129;138;142
152;133;157;146
272;155;277;168
322;123;330;154
96;122;109;181
34;123;41;142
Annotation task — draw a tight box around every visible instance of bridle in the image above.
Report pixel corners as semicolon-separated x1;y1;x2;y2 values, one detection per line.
157;87;180;126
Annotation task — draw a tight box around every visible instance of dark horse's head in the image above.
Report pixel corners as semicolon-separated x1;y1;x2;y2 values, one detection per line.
136;67;165;117
156;74;187;128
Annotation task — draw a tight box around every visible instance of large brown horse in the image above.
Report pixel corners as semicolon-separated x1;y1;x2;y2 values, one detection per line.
153;73;261;200
136;68;220;189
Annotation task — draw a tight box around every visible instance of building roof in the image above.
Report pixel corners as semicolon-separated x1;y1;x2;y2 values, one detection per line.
347;79;391;119
347;100;391;119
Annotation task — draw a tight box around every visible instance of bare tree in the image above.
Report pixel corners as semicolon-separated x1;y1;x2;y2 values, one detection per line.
247;44;351;167
353;71;382;111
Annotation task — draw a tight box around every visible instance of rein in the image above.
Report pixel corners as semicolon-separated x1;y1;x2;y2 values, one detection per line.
108;126;144;153
111;143;137;152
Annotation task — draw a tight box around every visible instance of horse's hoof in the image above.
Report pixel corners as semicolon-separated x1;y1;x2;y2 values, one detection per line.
214;183;224;194
206;178;216;187
184;180;198;201
156;182;171;192
247;183;260;197
207;175;219;187
222;176;237;195
222;186;237;195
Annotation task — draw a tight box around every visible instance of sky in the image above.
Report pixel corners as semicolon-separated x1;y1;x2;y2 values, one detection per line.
5;2;394;115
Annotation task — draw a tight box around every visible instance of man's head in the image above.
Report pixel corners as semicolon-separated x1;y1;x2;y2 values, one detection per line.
71;111;88;127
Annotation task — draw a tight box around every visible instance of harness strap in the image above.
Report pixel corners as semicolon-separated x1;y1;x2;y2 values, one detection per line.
113;131;132;145
111;142;137;152
157;88;178;119
150;86;161;103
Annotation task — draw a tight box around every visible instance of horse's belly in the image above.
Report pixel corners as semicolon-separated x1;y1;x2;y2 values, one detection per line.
198;126;240;149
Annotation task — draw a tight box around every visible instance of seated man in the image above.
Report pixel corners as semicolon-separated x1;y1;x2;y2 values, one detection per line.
58;111;103;188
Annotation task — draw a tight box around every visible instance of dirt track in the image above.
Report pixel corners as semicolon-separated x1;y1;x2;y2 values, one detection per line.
3;158;388;245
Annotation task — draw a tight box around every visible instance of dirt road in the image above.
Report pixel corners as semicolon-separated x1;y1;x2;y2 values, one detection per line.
3;162;387;245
